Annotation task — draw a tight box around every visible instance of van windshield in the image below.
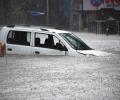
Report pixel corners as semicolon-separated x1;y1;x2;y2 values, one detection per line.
59;33;92;50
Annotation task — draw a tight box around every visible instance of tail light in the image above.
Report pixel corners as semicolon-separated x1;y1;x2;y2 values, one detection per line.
0;42;6;57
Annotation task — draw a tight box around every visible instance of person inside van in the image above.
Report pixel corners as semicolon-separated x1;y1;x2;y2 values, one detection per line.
45;35;54;48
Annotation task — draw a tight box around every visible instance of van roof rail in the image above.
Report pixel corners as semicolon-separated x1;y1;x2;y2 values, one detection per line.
7;24;31;28
17;24;31;26
39;28;49;31
7;25;15;27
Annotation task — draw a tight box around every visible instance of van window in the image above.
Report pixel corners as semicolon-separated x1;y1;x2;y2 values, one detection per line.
7;30;31;46
35;33;65;50
60;33;92;50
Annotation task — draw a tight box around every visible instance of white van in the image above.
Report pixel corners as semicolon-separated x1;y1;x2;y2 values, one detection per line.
0;26;110;56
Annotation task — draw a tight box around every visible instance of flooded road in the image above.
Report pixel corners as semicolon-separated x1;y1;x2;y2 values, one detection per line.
0;33;120;100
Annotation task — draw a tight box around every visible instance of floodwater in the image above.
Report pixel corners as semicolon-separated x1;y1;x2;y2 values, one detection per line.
0;33;120;100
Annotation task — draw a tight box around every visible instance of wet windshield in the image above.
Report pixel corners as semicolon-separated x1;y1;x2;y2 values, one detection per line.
59;33;92;50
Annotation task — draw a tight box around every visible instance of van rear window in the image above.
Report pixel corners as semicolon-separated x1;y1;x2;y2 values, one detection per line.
7;30;31;46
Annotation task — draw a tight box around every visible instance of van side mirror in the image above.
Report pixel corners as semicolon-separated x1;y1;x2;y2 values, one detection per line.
56;43;68;51
59;45;68;51
64;46;68;51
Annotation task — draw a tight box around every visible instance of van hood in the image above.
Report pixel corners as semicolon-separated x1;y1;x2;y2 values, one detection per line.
77;50;111;56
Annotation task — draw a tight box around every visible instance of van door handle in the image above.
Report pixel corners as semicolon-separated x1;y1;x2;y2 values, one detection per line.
8;48;12;51
35;51;40;54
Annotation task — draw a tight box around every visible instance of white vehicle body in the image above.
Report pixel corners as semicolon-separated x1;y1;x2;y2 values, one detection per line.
0;26;111;56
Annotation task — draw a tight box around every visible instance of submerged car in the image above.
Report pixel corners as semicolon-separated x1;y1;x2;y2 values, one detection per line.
0;25;110;56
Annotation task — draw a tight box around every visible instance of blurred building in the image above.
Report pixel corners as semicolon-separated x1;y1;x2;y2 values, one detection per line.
64;0;120;34
0;0;120;34
52;0;120;34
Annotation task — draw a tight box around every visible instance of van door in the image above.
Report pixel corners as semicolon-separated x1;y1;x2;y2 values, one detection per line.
6;30;31;55
32;33;67;56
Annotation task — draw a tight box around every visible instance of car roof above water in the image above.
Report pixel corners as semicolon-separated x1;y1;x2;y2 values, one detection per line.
3;25;70;35
4;26;44;32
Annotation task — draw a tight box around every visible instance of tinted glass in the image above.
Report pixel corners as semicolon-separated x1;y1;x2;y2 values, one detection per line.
7;30;31;46
60;33;92;50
